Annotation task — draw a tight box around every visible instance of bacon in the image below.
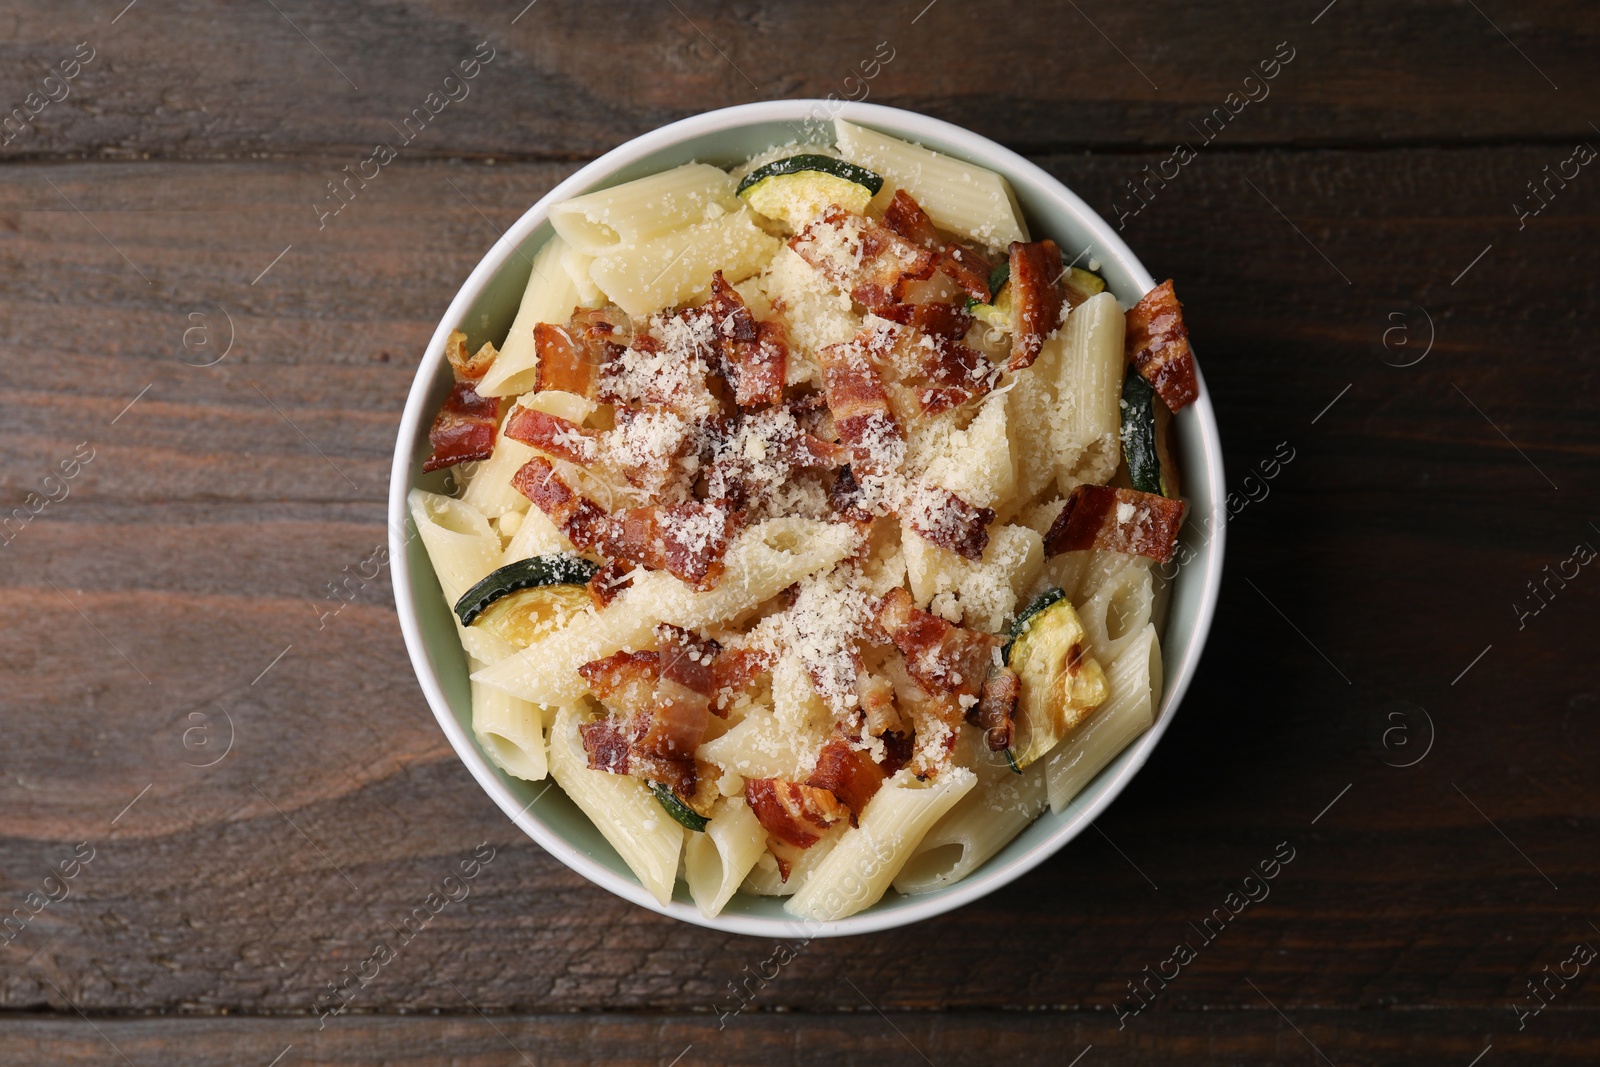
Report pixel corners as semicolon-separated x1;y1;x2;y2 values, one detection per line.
443;330;496;381
904;303;1001;414
941;244;994;304
875;588;1001;701
511;457;609;549
790;208;937;309
829;466;874;523
806;738;886;824
503;407;598;465
1043;483;1188;563
882;191;995;303
578;717;633;775
744;778;849;849
975;666;1021;751
1007;239;1065;372
1126;280;1199;411
586;560;634;609
817;338;904;481
710;272;787;408
577;646;705;795
878;730;914;776
533;322;600;398
658;624;718;697
422;380;501;473
907;485;994;562
709;644;775;715
598;502;737;590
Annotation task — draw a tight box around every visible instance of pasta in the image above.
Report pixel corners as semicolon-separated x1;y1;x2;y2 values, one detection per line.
412;124;1201;919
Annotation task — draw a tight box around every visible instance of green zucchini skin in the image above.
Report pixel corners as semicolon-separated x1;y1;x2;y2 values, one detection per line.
649;781;710;832
453;555;600;627
987;260;1011;297
1003;587;1067;665
736;154;884;196
1121;366;1164;496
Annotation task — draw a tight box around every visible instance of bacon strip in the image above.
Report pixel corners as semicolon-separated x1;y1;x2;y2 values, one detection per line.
1126;279;1199;411
806;738;886;824
422;380;500;472
817;337;904;481
881;191;993;303
586;560;634;610
900;303;1000;414
907;485;994;562
975;666;1020;752
875;588;1000;701
709;644;775;715
790;208;937;310
511;457;609;549
578;717;633;776
533;322;600;397
1043;484;1188;563
710;272;787;408
598;502;737;590
444;330;496;381
744;778;848;849
503;407;598;465
577;645;708;796
1007;239;1065;372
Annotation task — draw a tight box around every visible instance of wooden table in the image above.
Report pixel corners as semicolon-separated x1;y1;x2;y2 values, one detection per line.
2;2;1597;1063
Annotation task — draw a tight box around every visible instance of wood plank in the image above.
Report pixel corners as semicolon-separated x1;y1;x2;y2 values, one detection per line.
0;149;1596;1019
0;1;1596;161
1;1011;1593;1066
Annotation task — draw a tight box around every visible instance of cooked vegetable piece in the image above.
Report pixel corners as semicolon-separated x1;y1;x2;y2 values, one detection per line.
738;154;884;228
1005;591;1108;769
453;555;601;626
1043;484;1187;563
1120;366;1165;496
649;781;710;832
1063;266;1106;308
1003;586;1066;664
1126;279;1199;410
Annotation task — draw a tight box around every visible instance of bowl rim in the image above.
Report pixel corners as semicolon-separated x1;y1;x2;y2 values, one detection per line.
388;98;1226;938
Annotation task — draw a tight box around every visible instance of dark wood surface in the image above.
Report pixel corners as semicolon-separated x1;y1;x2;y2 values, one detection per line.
2;2;1597;1063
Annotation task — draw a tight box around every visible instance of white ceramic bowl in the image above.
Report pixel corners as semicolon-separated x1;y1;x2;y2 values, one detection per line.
389;100;1226;937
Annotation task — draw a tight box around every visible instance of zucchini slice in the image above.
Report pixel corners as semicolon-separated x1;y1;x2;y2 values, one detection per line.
1004;590;1108;770
649;781;710;833
453;555;600;647
737;154;884;228
1063;266;1106;306
1121;366;1165;496
1003;587;1065;664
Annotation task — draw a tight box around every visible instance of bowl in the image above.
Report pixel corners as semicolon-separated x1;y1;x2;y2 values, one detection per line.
388;99;1226;937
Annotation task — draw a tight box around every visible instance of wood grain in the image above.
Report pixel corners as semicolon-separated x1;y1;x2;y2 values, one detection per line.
0;149;1595;1035
2;2;1599;1056
0;1;1595;162
2;1011;1595;1066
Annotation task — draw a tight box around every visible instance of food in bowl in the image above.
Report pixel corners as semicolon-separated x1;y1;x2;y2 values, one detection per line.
408;118;1200;921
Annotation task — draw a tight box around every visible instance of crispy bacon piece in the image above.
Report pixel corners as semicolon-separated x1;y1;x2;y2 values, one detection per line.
817;337;904;482
829;466;874;523
881;191;994;303
444;330;496;380
1007;239;1065;372
709;644;775;715
1043;483;1188;563
503;407;599;465
878;730;914;775
875;588;1001;701
745;778;849;849
578;717;633;775
1126;280;1199;411
975;666;1021;751
511;457;609;549
710;272;788;408
533;322;599;397
790;208;937;309
942;244;994;304
586;560;634;610
907;485;994;562
423;380;501;473
598;502;737;590
806;737;886;824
